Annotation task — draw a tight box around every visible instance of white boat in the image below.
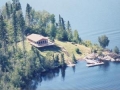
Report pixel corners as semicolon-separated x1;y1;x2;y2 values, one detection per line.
86;62;104;67
85;59;97;64
85;53;104;67
85;59;104;67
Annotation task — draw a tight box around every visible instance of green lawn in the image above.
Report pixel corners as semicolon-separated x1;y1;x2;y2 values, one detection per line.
18;39;91;62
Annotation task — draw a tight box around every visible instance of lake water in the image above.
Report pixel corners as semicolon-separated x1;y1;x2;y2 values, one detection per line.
28;61;120;90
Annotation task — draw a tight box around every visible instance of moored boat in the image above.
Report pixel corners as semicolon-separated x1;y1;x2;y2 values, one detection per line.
85;53;104;67
85;59;97;64
86;62;104;67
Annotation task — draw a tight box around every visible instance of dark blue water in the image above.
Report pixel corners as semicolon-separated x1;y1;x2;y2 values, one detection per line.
33;61;120;90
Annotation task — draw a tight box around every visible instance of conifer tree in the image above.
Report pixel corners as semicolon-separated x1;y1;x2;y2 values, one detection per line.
54;54;59;66
61;18;65;30
16;2;21;11
25;3;32;26
12;11;18;51
72;54;77;64
19;13;26;56
10;4;13;14
50;14;55;24
58;14;61;27
60;53;66;66
5;3;10;19
67;21;70;30
0;15;8;54
73;30;81;43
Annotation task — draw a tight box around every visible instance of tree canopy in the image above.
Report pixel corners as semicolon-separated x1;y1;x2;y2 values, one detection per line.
98;35;109;48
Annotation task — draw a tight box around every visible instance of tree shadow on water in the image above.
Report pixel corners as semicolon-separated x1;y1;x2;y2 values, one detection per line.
72;66;76;73
60;66;67;81
41;68;60;81
25;68;60;90
25;73;42;90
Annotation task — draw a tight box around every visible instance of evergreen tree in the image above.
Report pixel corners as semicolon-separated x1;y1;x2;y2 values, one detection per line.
25;3;32;26
10;4;13;14
0;15;8;54
56;16;68;41
12;0;19;11
59;53;66;66
19;13;26;56
50;14;55;24
73;30;81;43
50;23;56;38
5;3;10;19
54;54;59;66
72;54;77;64
67;21;70;30
58;14;61;27
67;21;73;41
61;18;65;30
16;2;21;11
12;11;18;50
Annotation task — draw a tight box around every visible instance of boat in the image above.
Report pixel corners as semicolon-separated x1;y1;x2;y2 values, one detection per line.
85;59;97;64
86;62;104;67
85;53;104;67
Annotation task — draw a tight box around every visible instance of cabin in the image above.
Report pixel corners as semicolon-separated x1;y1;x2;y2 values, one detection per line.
26;34;54;47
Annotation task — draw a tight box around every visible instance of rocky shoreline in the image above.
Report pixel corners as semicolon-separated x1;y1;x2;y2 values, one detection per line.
83;49;120;62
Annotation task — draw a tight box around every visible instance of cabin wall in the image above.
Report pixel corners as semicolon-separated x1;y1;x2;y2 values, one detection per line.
34;39;48;45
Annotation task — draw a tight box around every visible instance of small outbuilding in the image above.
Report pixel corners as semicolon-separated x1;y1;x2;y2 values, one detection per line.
26;34;54;47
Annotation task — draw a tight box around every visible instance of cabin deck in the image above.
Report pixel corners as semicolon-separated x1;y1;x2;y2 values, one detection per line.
29;42;54;47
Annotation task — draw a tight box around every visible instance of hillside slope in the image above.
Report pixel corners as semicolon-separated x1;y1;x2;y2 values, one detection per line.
18;39;91;63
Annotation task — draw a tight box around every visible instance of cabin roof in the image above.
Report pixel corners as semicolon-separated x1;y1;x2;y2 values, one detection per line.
26;34;48;42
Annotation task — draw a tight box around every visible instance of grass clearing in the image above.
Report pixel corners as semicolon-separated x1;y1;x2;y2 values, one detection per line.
18;39;91;62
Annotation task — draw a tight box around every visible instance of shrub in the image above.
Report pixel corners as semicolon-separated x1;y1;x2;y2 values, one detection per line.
113;46;119;54
97;51;103;56
75;48;81;54
82;40;92;47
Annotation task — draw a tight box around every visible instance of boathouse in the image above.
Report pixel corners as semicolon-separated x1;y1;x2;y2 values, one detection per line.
26;34;54;47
